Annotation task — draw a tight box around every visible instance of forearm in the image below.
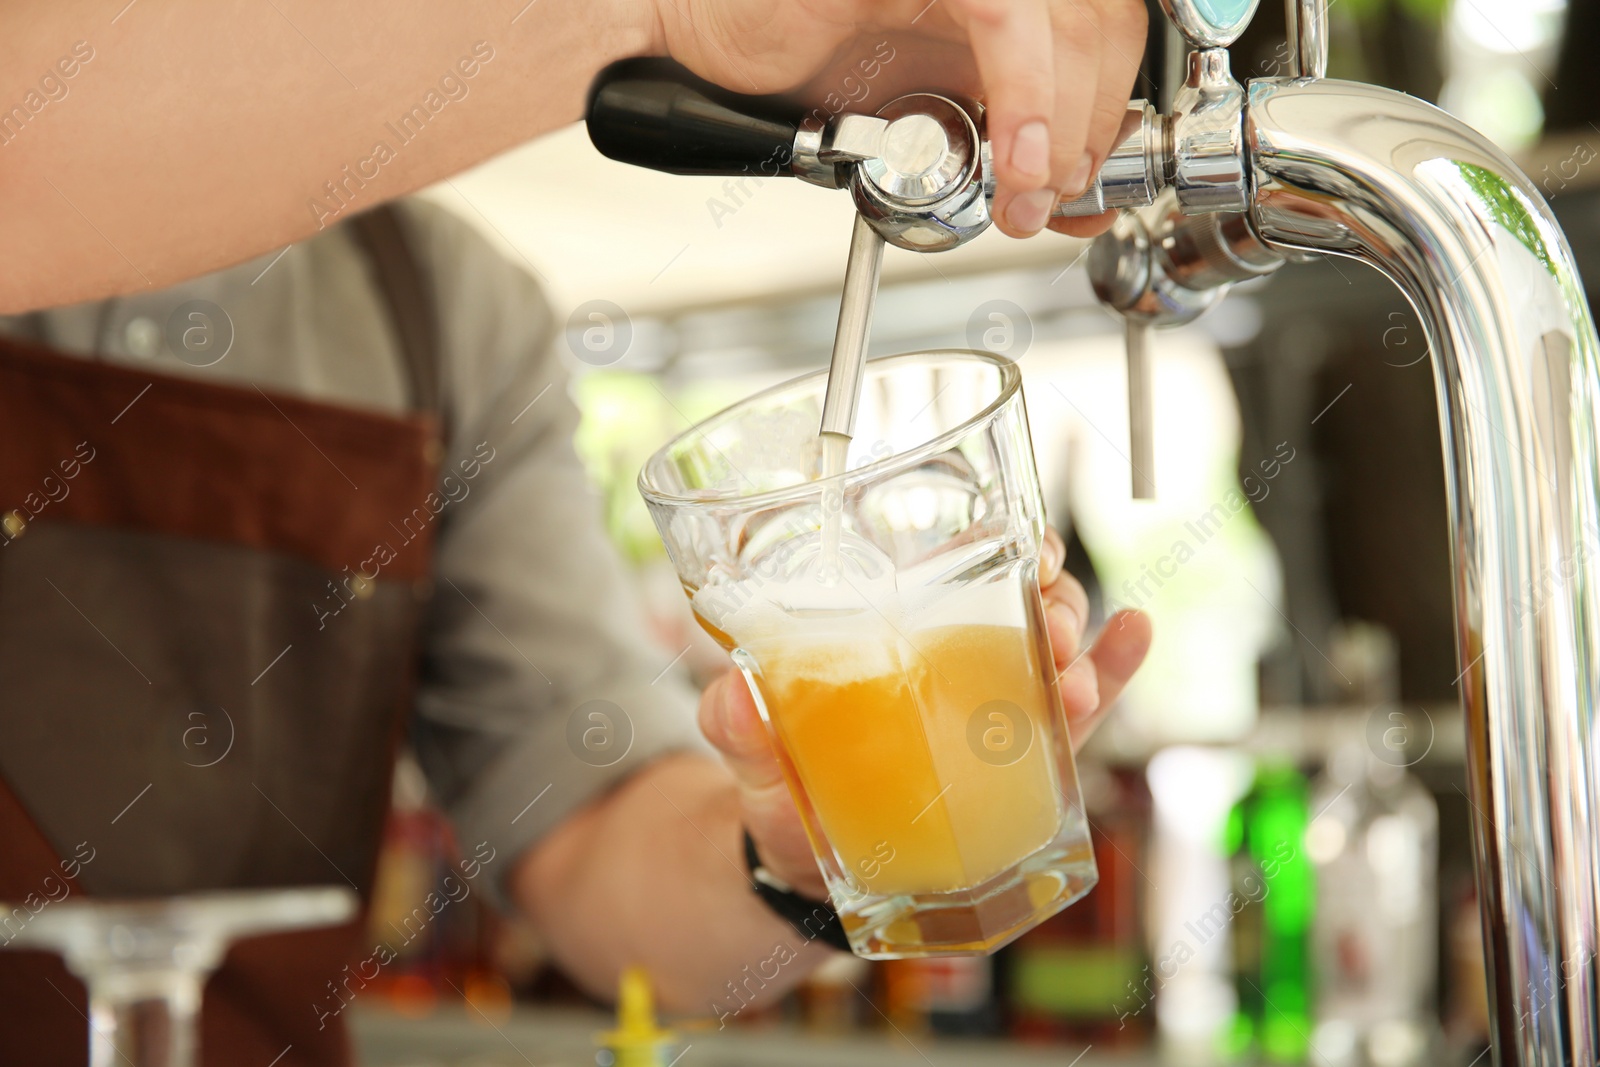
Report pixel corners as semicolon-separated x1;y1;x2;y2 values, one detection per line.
0;0;658;312
511;752;835;1016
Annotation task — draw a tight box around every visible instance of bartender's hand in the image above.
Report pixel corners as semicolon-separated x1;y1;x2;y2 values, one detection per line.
5;0;1145;309
647;0;1148;240
697;525;1153;900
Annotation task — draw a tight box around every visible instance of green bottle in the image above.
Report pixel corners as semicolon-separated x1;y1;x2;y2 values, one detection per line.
1224;762;1314;1063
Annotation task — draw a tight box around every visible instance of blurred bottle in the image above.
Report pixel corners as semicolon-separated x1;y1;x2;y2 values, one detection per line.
365;754;493;1017
1305;621;1439;1067
794;953;870;1034
1006;767;1151;1049
1307;740;1438;1067
880;956;1001;1038
1143;747;1255;1062
1225;762;1314;1064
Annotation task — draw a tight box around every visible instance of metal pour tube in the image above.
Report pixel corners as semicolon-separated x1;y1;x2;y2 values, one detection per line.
819;215;887;444
1126;320;1156;499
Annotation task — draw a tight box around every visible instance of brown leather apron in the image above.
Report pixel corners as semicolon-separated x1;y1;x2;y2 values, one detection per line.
0;208;442;1065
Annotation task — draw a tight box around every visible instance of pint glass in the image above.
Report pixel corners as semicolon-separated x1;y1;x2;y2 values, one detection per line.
640;350;1097;957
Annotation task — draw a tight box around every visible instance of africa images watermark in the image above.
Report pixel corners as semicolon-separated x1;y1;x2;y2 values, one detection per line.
703;41;898;229
0;440;98;546
711;839;896;1029
1508;523;1600;631
1113;441;1297;612
0;841;98;945
312;840;497;1030
0;39;95;147
1536;134;1597;199
308;40;496;230
687;436;895;626
1114;840;1298;1028
314;441;497;629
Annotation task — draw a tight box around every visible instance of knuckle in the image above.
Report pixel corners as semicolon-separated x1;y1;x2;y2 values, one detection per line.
698;675;733;744
1067;576;1090;613
1042;527;1065;569
745;779;796;821
1003;70;1057;112
1070;656;1102;705
697;702;726;749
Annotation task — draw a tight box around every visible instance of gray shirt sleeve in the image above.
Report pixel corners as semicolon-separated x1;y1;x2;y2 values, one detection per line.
395;200;709;908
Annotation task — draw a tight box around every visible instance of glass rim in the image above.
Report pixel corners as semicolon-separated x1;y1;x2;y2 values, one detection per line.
637;348;1022;511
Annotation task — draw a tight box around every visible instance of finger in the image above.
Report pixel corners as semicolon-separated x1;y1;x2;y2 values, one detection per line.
741;776;828;896
1073;0;1151;169
1042;569;1091;664
1039;525;1065;588
1043;571;1096;730
948;0;1062;236
697;672;825;894
1059;651;1101;731
1064;608;1153;746
1042;6;1105;200
1047;209;1119;239
1046;0;1149;236
1088;607;1152;711
698;671;784;792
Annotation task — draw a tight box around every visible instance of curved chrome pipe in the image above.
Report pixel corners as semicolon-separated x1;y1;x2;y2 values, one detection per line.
1246;77;1600;1066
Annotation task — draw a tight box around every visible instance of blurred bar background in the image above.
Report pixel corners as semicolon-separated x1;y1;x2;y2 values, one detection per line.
348;0;1600;1062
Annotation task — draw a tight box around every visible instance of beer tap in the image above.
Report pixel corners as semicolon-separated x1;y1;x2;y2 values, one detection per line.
589;0;1600;1052
589;4;1600;1056
1083;0;1288;497
584;57;1171;458
583;6;1277;495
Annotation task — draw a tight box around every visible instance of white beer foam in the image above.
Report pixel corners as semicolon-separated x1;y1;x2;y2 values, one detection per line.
696;555;1032;689
747;629;908;688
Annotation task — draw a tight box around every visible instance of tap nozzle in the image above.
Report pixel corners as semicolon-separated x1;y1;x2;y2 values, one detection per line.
1125;320;1157;499
1087;194;1284;499
818;216;886;441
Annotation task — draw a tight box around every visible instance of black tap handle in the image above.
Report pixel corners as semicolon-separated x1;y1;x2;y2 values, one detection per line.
586;57;809;178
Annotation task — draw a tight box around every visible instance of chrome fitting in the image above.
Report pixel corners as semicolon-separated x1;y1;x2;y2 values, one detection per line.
1055;101;1173;218
1171;48;1250;215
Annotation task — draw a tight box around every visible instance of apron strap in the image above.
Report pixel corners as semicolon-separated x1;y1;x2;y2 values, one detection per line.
347;206;441;419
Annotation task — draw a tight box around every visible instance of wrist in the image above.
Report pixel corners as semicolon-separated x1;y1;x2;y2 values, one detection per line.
743;830;850;953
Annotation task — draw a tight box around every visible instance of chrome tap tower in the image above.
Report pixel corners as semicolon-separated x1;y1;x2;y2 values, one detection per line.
1096;4;1600;1061
586;0;1600;1059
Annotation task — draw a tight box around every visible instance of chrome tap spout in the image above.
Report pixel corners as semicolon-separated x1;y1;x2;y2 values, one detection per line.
1247;76;1600;1067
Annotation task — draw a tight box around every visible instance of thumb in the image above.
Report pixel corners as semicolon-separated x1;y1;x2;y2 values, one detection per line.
698;670;826;898
698;670;784;792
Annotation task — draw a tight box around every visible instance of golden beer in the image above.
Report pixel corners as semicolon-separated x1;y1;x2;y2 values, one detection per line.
747;624;1064;897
